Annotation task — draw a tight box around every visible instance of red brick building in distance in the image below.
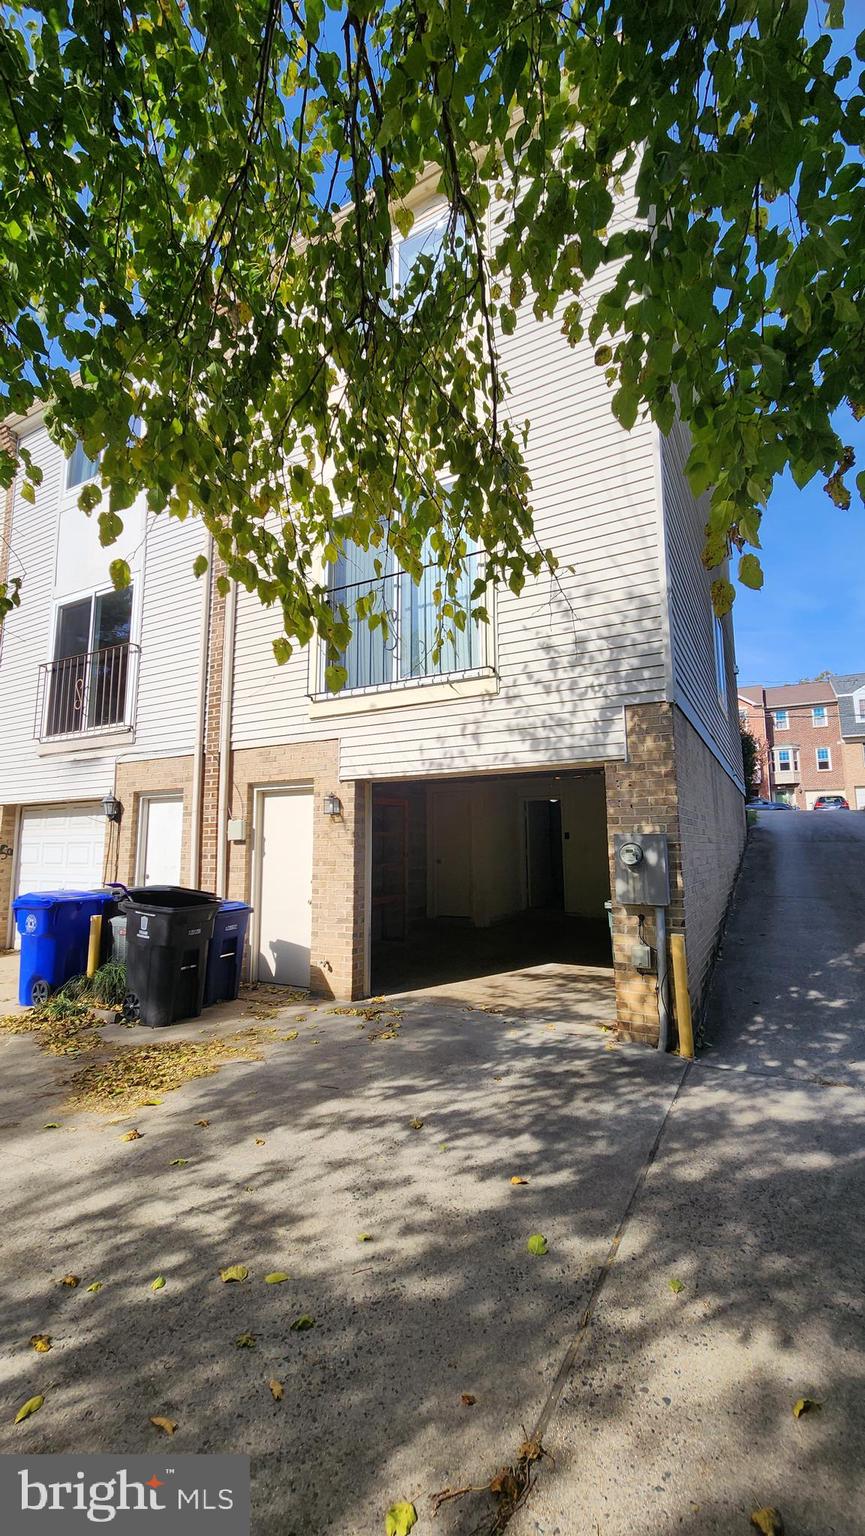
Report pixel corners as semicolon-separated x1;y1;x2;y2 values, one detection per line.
738;681;847;809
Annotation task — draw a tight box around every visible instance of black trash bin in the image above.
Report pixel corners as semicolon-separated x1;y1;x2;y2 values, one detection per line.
204;901;253;1007
121;886;220;1027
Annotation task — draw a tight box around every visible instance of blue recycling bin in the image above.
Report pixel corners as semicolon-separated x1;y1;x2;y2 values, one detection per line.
12;890;115;1007
203;901;252;1006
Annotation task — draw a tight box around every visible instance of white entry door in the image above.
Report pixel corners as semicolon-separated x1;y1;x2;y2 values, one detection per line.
856;787;865;810
254;787;314;986
136;795;183;886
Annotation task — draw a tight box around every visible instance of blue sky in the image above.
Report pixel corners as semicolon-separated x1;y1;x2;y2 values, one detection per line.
733;9;864;687
734;405;865;685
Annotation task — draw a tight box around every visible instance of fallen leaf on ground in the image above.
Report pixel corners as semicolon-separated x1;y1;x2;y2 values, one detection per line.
30;1334;51;1352
142;1099;162;1107
264;1272;289;1284
510;1176;529;1186
149;1415;176;1436
235;1332;256;1349
86;1282;102;1293
268;1379;284;1401
490;1469;519;1500
289;1314;315;1331
750;1510;784;1535
282;1031;299;1041
409;1118;424;1131
527;1234;548;1256
151;1276;166;1291
196;1118;210;1127
792;1397;822;1418
254;1138;265;1145
121;1129;142;1141
60;1274;79;1288
43;1122;60;1130
460;1393;476;1406
15;1394;44;1424
357;1233;372;1243
668;1277;685;1295
385;1501;418;1536
169;1158;190;1167
219;1264;249;1283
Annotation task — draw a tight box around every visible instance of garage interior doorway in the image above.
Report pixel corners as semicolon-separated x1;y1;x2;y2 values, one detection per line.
369;771;615;1021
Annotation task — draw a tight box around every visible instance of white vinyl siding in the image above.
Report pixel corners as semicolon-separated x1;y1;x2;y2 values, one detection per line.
0;418;206;805
660;417;743;789
231;181;667;779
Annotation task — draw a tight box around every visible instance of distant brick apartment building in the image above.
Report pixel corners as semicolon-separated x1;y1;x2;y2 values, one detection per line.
739;678;864;809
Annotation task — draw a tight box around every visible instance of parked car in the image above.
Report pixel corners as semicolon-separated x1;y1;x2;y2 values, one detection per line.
747;798;795;810
812;795;850;811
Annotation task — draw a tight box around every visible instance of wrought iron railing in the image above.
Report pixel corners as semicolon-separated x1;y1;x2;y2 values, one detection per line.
35;643;140;741
315;551;488;695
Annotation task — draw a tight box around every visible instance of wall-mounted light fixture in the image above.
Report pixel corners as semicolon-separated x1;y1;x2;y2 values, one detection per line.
101;792;122;823
323;792;342;819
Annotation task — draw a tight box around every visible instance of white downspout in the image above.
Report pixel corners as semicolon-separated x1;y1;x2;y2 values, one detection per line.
188;533;213;888
215;578;237;898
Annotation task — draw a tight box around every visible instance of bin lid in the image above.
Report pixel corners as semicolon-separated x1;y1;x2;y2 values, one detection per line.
12;889;110;909
218;900;252;914
121;885;220;911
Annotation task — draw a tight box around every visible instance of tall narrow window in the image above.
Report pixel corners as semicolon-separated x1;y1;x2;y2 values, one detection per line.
812;705;827;726
66;440;100;490
713;614;727;705
773;709;789;730
816;747;831;771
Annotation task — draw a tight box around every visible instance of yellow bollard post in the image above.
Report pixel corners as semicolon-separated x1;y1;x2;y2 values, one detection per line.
669;932;694;1059
86;913;102;980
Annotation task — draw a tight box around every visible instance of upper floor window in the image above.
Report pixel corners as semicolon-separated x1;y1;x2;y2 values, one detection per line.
391;204;458;311
812;705;828;727
816;746;831;771
773;709;789;730
774;747;799;773
41;585;135;739
856;695;865;722
321;533;486;695
713;615;727;705
66;440;100;491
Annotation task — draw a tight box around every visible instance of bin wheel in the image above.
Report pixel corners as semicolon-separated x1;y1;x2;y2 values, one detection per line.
30;980;50;1007
123;991;141;1022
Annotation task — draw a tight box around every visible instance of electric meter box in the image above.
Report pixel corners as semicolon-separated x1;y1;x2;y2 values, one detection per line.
614;833;670;907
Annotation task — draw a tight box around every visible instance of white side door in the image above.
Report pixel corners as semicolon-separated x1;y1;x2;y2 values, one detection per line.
254;787;314;986
136;795;184;886
855;787;865;810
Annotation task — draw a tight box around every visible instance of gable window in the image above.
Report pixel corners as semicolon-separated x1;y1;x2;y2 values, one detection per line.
773;709;789;730
816;746;831;771
391;204;459;312
812;705;828;727
66;440;100;491
43;586;135;738
713;615;727;705
320;533;486;696
856;696;865;722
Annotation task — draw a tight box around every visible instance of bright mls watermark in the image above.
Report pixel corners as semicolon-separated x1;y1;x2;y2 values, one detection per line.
0;1455;250;1532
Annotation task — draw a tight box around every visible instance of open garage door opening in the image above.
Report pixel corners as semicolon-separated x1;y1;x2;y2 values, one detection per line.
369;770;615;1018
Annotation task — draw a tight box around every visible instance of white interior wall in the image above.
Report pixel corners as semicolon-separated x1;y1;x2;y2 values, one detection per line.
425;772;609;928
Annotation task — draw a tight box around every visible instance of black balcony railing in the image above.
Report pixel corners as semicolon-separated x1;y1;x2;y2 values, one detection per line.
315;551;488;695
35;643;140;742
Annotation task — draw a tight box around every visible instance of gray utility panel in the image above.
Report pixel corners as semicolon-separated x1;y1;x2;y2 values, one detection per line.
613;832;670;907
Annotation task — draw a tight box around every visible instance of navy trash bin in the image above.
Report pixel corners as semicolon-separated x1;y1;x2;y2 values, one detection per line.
204;901;252;1006
13;890;115;1007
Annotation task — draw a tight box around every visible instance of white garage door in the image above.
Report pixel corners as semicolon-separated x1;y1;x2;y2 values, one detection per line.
14;804;106;947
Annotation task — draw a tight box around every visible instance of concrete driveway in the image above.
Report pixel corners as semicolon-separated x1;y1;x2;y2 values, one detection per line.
0;810;863;1536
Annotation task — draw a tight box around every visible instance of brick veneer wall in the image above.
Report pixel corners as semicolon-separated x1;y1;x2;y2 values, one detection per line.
605;701;745;1044
222;742;367;1000
113;755;195;887
673;706;746;1009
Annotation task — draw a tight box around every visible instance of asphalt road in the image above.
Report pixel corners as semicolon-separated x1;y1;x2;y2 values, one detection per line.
1;811;863;1536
